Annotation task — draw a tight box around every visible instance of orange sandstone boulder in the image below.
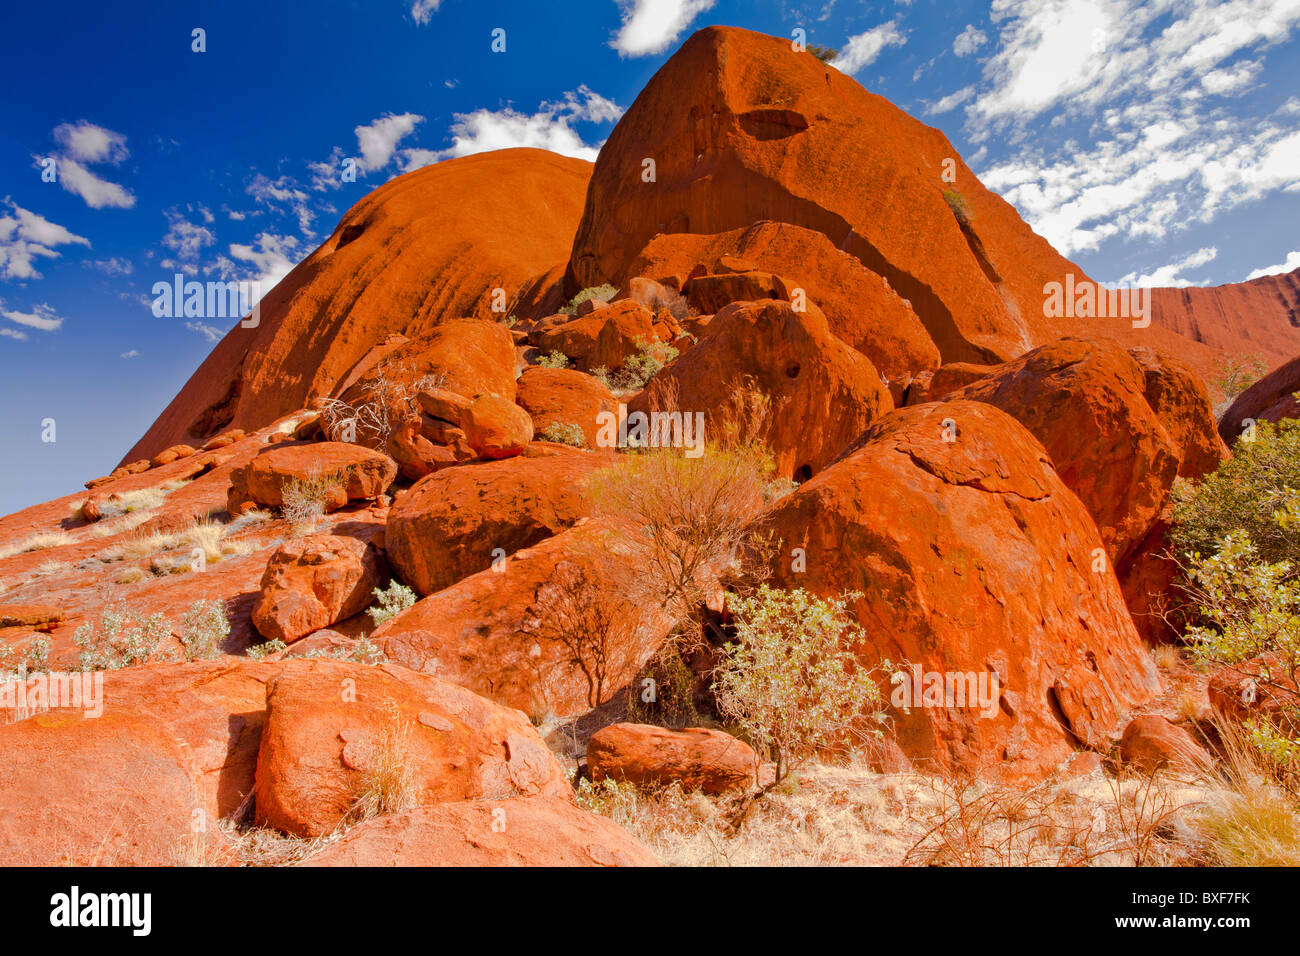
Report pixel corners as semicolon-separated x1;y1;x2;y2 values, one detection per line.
1118;715;1212;775
250;534;387;643
253;659;569;837
629;299;891;480
386;455;604;595
374;521;674;716
588;723;757;794
1220;353;1300;445
762;401;1161;780
461;394;535;460
301;797;659;867
516;366;618;447
227;442;397;514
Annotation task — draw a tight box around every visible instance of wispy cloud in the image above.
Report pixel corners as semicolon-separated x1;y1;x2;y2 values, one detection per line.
45;121;135;209
0;201;90;280
1247;249;1300;280
2;301;66;332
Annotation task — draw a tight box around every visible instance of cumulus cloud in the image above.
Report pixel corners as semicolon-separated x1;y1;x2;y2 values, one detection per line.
610;0;716;57
406;87;623;165
1247;249;1300;280
953;24;988;57
832;20;908;75
185;321;223;342
226;231;302;299
246;173;316;236
0;327;27;341
356;113;424;172
969;0;1300;256
46;121;135;209
0;201;91;280
121;349;139;358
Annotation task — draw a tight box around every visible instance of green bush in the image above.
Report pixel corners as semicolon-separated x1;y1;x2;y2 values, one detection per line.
178;599;229;661
558;284;619;316
539;421;587;448
1170;418;1300;565
73;605;170;671
367;580;416;627
713;585;886;785
606;338;679;391
536;350;571;369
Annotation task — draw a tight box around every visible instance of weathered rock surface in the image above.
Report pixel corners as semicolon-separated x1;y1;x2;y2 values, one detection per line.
588;723;757;794
250;534;387;643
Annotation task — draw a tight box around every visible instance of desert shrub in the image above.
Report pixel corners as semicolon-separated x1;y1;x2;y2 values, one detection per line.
367;581;416;627
346;716;416;823
807;43;838;63
0;637;50;678
584;442;775;629
178;599;229;661
714;586;887;788
558;283;619;316
536;350;571;369
300;635;386;665
532;562;631;709
503;314;518;329
318;362;444;446
73;605;170;671
539;421;587;448
626;638;702;729
1170;418;1300;564
280;468;338;532
1182;532;1300;788
606;338;679;391
643;285;690;321
942;189;972;226
246;638;287;661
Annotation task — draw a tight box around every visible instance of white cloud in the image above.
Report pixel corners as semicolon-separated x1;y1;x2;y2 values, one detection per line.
185;321;223;342
87;257;133;275
121;349;139;359
47;121;135;209
953;24;988;57
969;0;1300;256
0;327;27;341
406;87;622;165
1110;246;1218;287
1247;249;1300;279
610;0;716;57
162;209;215;261
246;174;316;236
226;231;302;299
928;86;975;115
0;202;90;280
355;113;424;172
832;20;908;75
411;0;441;25
2;301;65;332
53;121;128;164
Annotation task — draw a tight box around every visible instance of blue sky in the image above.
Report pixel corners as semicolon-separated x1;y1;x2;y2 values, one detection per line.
2;0;1298;515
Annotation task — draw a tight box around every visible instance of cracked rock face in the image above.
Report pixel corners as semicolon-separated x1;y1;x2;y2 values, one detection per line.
761;400;1161;780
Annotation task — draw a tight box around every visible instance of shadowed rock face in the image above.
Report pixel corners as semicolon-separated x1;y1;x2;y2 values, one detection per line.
563;25;1222;376
124;149;592;463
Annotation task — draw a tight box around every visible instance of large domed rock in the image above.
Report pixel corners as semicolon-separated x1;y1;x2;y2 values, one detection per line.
761;401;1161;780
125;148;591;461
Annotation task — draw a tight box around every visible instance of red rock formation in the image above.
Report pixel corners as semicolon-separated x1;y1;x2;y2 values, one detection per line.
1219;352;1300;444
762;401;1161;780
588;723;757;794
124;148;591;462
516;366;619;447
250;534;387;643
565;25;1219;378
301;797;659;866
1151;267;1300;372
253;659;569;837
1117;715;1211;775
629;298;892;480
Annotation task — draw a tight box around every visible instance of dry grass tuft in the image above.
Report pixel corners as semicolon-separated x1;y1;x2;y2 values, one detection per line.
0;531;75;560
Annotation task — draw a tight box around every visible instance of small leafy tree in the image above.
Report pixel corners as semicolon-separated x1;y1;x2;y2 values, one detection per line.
806;43;838;63
713;585;887;795
536;350;571;369
1213;353;1267;404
